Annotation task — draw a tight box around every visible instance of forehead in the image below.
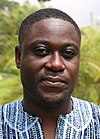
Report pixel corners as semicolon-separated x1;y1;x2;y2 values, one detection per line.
22;18;80;47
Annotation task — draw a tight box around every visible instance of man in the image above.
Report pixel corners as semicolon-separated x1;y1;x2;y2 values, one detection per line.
0;8;99;139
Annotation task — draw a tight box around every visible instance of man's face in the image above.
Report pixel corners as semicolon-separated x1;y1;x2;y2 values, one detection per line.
16;18;80;106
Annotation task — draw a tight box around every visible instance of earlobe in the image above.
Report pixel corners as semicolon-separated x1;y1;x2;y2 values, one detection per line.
15;45;21;69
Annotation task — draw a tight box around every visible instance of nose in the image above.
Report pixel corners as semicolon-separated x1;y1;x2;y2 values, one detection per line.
45;52;65;72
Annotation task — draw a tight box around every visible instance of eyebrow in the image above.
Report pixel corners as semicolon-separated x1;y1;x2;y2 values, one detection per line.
63;41;80;49
26;39;79;50
27;40;50;47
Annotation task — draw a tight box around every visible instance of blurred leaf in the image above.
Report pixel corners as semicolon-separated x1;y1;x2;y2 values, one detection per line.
73;27;100;105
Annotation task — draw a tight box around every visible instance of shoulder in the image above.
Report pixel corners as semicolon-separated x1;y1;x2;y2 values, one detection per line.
0;99;22;111
72;97;100;119
72;97;100;111
0;100;22;122
0;100;22;138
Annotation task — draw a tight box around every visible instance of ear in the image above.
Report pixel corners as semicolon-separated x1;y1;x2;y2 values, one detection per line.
15;45;21;69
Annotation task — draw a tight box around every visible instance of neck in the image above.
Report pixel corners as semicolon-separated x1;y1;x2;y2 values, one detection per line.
23;93;72;120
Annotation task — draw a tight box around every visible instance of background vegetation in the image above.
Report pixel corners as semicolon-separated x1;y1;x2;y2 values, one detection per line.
0;0;100;105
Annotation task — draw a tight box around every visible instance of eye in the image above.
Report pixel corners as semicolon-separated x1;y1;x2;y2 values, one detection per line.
62;48;77;59
33;47;49;57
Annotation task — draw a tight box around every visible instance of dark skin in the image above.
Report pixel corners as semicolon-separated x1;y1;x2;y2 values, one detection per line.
15;18;80;139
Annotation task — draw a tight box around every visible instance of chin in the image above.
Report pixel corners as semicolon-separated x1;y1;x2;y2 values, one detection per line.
37;94;67;107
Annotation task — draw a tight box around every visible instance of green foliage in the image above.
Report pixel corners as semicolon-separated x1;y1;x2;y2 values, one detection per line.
0;0;44;105
0;0;19;10
73;27;100;105
0;0;100;105
0;0;41;72
0;73;22;105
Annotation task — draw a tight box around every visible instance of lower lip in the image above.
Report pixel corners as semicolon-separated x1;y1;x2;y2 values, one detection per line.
42;80;65;88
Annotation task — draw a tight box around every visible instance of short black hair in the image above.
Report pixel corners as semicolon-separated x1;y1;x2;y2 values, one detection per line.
18;8;81;45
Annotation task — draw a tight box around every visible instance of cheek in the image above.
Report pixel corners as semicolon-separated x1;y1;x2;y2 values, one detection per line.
65;59;79;80
20;56;46;81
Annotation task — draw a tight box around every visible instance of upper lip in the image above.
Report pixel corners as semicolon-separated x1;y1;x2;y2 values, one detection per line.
42;76;67;83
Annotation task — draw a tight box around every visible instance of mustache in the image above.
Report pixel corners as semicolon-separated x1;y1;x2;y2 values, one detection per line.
44;69;66;77
38;69;70;84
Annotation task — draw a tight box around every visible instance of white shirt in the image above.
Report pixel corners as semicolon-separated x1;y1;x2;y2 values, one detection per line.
0;97;100;139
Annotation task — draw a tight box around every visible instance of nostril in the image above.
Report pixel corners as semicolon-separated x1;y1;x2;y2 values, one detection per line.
45;53;65;72
45;62;65;72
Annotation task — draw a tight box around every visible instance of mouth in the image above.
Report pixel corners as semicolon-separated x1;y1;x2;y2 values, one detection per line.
41;76;67;88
